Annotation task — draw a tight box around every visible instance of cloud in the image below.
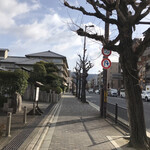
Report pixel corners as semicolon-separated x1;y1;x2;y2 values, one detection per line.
0;0;40;31
0;0;119;74
8;8;83;59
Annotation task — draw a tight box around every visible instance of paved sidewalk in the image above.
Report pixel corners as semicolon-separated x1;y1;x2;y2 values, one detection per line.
0;101;52;149
36;93;132;150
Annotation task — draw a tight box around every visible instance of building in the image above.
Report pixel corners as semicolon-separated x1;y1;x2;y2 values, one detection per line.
99;62;122;90
86;74;98;90
107;62;122;89
138;46;150;89
0;49;69;86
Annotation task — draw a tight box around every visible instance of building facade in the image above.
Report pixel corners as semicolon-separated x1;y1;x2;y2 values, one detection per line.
107;62;122;89
99;62;122;90
0;49;69;86
138;46;150;89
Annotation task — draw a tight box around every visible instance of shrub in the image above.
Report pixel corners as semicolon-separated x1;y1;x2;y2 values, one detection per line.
55;87;62;94
0;95;7;108
0;70;29;96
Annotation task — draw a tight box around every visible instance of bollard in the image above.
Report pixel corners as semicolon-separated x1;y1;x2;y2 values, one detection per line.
6;112;12;137
50;91;52;103
115;103;118;124
58;94;60;101
23;106;27;124
49;90;52;103
57;94;58;102
47;92;49;103
33;102;36;115
55;94;57;103
53;91;55;103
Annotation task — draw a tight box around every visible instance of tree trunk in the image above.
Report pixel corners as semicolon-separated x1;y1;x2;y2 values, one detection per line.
76;76;78;97
120;48;149;149
81;72;87;103
78;73;81;99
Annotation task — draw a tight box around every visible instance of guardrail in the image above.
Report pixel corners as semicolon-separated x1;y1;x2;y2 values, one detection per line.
87;100;129;128
107;103;129;128
88;99;150;136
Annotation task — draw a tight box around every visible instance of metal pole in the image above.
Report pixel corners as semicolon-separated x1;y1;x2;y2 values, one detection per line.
81;26;87;102
23;106;27;124
83;26;87;53
100;85;104;117
33;102;35;115
103;11;110;118
115;104;118;123
6;112;12;137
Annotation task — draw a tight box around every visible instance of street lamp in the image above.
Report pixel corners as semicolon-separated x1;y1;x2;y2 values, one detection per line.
83;25;94;52
81;25;94;102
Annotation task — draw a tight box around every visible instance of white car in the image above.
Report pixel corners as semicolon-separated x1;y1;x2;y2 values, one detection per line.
108;89;118;97
141;91;150;101
95;90;100;94
88;89;94;93
120;89;125;98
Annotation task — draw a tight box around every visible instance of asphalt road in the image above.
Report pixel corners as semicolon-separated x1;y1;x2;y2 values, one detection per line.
86;92;150;131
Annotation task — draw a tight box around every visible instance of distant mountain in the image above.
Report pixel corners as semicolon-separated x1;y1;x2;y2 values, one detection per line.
70;72;98;81
87;74;98;81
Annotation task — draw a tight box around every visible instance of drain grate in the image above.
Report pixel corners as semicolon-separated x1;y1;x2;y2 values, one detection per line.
2;103;54;150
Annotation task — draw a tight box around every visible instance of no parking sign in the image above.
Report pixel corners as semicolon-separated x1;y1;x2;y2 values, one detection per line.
101;58;111;69
102;48;111;57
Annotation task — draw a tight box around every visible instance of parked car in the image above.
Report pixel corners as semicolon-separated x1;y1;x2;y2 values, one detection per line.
95;89;100;94
108;89;118;97
120;89;125;98
88;89;94;93
141;91;150;101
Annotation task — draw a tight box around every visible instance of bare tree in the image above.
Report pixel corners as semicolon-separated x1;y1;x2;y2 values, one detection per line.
77;62;82;99
64;0;150;149
74;65;79;97
74;62;82;98
79;50;93;103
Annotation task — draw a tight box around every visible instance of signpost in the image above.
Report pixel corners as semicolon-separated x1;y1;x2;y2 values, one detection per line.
28;81;43;115
101;46;111;118
101;58;111;69
102;48;111;57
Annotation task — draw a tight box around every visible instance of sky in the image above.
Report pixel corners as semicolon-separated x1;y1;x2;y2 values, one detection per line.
0;0;149;74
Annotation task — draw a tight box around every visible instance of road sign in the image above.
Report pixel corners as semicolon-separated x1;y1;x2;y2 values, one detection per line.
102;48;111;56
101;58;111;69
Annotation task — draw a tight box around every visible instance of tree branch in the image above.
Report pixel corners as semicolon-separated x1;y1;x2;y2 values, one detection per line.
131;0;150;24
104;35;120;52
76;27;120;52
77;28;106;44
115;0;127;22
64;0;119;26
135;7;150;24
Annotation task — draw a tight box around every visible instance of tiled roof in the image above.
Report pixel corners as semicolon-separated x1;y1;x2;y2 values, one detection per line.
0;48;9;51
0;50;69;68
0;56;45;65
0;56;28;63
26;50;66;58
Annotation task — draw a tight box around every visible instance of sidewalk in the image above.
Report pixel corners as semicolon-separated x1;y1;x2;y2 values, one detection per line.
20;93;134;150
0;101;52;149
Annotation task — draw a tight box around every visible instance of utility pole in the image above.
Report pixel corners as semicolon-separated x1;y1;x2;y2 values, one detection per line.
101;11;110;118
81;25;94;102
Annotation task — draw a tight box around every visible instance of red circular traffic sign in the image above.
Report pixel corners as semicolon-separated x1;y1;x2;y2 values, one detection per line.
101;58;111;69
102;48;111;57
